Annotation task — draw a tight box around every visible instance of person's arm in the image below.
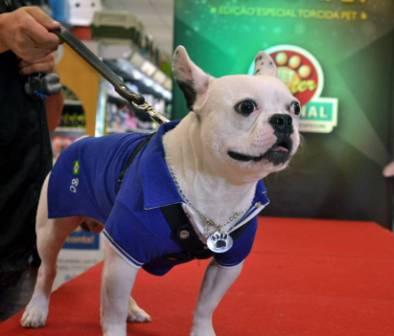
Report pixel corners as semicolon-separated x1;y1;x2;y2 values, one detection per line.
0;6;60;61
45;93;63;132
0;13;9;53
19;52;64;132
0;6;63;131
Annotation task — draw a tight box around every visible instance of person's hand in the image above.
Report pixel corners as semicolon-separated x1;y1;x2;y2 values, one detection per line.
0;6;60;62
19;52;55;75
383;161;394;177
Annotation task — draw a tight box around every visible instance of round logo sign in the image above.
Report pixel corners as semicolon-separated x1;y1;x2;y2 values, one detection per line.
264;45;324;106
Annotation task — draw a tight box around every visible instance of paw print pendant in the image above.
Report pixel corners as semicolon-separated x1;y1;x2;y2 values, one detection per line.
206;231;233;253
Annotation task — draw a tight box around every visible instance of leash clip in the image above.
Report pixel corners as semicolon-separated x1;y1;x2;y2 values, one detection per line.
132;101;170;125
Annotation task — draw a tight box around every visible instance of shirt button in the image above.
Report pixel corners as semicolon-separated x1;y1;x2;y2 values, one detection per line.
178;230;190;240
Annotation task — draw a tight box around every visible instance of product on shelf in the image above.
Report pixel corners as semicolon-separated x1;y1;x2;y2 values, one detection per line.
51;87;87;161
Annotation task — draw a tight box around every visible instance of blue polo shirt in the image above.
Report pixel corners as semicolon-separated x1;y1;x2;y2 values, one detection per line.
48;121;270;275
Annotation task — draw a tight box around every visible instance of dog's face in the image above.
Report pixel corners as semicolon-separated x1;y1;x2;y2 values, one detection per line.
173;46;301;182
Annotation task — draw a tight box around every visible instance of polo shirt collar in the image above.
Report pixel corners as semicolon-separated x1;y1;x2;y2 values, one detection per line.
141;121;183;210
254;180;270;206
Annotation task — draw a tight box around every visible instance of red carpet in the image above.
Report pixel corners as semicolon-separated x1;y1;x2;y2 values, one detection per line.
2;217;394;335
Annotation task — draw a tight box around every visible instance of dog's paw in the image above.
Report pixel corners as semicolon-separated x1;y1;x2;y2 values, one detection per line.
190;327;216;336
20;297;49;328
103;324;127;336
127;298;152;323
190;319;216;336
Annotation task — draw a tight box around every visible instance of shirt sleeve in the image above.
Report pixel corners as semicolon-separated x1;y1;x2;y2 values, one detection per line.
213;217;258;267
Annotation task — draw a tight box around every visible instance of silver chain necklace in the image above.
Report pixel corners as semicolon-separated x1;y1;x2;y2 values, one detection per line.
168;166;246;253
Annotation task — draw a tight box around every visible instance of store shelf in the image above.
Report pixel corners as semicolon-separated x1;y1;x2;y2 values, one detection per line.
106;127;149;134
54;127;87;134
103;58;172;101
64;99;82;106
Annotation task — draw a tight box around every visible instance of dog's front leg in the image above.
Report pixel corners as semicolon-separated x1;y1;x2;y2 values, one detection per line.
191;260;243;336
101;238;139;336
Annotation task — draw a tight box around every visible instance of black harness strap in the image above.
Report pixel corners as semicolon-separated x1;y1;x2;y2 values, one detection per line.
161;204;212;259
115;133;154;193
161;203;253;259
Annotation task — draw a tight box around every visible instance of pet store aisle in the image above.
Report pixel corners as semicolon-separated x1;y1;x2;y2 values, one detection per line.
2;217;394;336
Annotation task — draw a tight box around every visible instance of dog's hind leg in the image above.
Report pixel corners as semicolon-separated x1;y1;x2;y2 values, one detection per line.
21;173;81;328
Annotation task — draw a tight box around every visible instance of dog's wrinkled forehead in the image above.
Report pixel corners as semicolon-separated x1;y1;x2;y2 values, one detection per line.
172;46;284;111
209;74;292;106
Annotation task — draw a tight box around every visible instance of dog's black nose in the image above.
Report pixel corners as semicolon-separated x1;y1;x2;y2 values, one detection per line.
269;114;293;134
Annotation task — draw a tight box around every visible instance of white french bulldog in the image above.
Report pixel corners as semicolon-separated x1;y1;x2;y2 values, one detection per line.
21;46;301;336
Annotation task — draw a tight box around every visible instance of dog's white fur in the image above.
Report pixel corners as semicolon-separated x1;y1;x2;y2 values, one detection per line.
21;46;300;336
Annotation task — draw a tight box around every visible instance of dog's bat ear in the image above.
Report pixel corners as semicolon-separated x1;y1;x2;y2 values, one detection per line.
254;51;277;77
172;45;211;111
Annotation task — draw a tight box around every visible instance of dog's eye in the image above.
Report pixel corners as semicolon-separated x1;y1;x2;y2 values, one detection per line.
288;101;301;116
235;99;257;116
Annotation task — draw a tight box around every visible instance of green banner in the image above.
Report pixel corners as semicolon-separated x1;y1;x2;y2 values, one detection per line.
174;0;394;227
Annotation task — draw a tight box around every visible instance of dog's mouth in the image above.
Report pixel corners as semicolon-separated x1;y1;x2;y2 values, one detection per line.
228;138;292;165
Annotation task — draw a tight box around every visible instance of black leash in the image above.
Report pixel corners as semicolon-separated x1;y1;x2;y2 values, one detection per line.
115;133;155;193
53;27;169;125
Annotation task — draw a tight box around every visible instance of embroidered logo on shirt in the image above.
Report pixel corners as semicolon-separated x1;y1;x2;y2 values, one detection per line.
73;160;80;175
70;178;79;193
